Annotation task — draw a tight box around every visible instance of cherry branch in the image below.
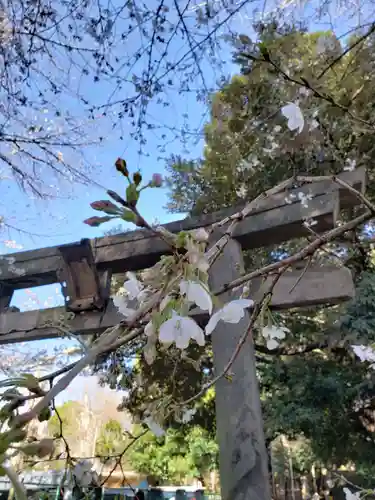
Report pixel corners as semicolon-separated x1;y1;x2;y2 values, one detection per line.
9;172;373;430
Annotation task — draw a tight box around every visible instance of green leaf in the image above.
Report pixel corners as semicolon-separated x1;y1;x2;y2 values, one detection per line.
176;231;188;248
259;42;270;60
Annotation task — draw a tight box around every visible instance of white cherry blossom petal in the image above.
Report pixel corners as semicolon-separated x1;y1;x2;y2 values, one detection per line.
352;345;375;363
205;299;254;335
262;325;289;340
186;239;210;272
144;335;157;365
267;338;279;350
80;472;93;487
192;228;209;242
182;408;197;423
281;102;304;134
73;460;93;484
180;280;212;314
190;321;206;347
195;255;210;273
343;488;361;500
143;417;165;437
205;311;221;336
123;272;143;300
113;296;136;317
159;314;205;349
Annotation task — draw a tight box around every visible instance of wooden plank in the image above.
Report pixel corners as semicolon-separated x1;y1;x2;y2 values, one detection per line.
208;234;271;500
0;266;354;345
0;301;125;344
0;190;339;290
247;266;355;309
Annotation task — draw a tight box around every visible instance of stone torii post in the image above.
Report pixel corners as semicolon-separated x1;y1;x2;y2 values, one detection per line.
0;168;366;500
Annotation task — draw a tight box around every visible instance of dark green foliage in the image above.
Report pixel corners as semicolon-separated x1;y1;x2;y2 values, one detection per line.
128;425;218;484
95;419;129;463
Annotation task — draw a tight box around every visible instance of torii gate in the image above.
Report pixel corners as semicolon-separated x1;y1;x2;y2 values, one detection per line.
0;168;367;500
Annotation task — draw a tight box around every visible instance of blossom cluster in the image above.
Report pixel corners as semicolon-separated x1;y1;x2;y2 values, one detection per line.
110;222;291;435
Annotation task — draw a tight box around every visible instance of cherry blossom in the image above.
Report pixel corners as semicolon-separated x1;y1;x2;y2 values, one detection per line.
186;238;209;272
191;228;209;242
205;299;254;335
181;407;197;423
144;321;157;365
303;218;318;229
143;417;165;437
113;295;136;317
236;185;247;198
151;173;163;187
179;280;213;314
352;345;375;365
344;159;357;171
159;313;205;349
73;460;96;487
123;272;143;300
281;102;304;134
343;488;361;500
262;325;290;350
297;191;312;208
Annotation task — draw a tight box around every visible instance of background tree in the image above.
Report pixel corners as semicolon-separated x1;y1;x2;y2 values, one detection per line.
128;424;218;486
95;419;130;465
94;23;375;489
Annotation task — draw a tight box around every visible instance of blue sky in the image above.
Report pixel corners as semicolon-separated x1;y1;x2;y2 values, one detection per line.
0;0;372;405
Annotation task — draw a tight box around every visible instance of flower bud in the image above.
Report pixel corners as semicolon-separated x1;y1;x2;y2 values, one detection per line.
90;200;120;215
83;216;112;227
133;171;142;186
115;157;129;176
151;173;163;187
191;228;209;242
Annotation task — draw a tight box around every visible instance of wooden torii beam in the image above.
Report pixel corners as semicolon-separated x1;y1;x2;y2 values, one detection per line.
0;266;355;344
0;168;365;344
0;168;364;291
0;168;367;500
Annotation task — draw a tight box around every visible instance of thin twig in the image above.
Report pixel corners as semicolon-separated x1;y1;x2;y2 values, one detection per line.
181;272;284;406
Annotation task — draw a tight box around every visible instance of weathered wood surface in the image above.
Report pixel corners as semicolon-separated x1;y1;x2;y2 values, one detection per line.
57;239;112;312
248;266;355;309
0;168;365;290
208;234;271;500
0;301;125;344
0;266;354;344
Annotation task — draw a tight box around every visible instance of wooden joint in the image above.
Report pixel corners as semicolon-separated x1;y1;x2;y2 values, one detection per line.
57;238;111;313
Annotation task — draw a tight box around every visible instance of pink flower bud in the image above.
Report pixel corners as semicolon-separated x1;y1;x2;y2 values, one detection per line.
151;173;163;187
83;216;112;227
90;200;120;215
